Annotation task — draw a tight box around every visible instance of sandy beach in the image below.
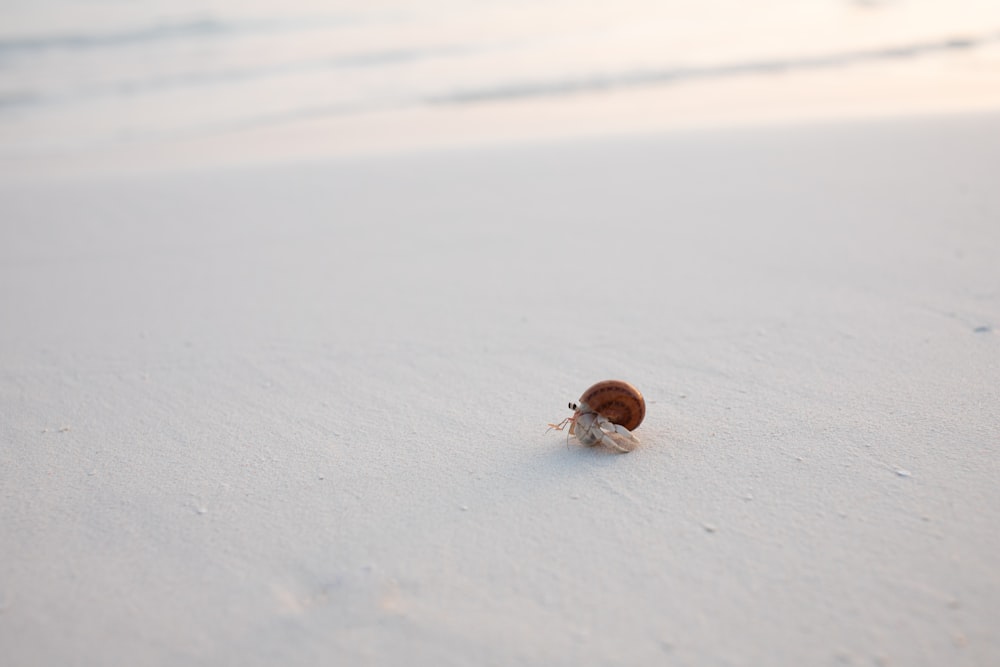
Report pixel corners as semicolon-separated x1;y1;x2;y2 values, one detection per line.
3;2;1000;664
2;107;999;665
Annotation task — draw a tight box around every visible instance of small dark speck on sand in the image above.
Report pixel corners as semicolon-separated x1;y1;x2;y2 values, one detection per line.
973;325;992;333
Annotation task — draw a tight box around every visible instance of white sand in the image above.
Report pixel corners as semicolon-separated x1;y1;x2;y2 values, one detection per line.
1;112;999;665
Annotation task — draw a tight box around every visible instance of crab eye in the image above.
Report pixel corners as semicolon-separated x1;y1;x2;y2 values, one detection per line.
568;402;578;411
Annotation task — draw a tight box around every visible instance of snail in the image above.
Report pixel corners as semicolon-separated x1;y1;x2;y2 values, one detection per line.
548;380;646;453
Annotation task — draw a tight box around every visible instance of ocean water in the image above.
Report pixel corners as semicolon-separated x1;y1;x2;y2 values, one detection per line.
1;0;998;165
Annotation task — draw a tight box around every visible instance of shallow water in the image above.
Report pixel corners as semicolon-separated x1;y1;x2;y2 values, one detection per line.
1;0;998;161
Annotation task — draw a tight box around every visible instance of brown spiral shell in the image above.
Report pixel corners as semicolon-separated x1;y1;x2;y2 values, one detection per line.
579;380;645;431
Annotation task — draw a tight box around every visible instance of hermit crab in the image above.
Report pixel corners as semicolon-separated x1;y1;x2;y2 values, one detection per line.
548;380;646;453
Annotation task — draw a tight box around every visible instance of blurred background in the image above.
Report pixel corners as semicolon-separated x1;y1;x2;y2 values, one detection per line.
2;0;999;177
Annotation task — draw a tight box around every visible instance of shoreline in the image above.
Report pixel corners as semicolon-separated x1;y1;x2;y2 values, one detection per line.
4;46;1000;185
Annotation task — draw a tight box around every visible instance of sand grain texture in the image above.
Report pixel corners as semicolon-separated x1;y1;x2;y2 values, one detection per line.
1;113;999;666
